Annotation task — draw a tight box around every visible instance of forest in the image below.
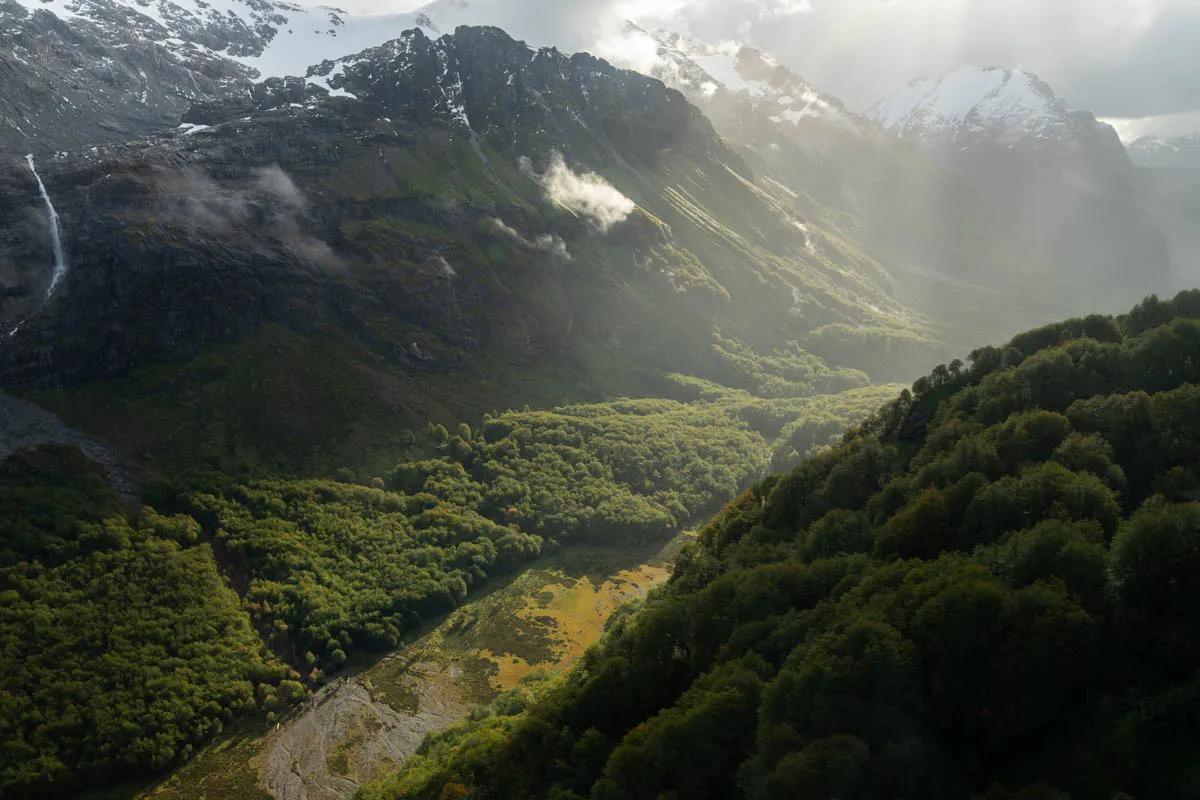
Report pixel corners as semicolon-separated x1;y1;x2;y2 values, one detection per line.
0;447;301;795
356;291;1200;800
2;2;1198;797
0;367;894;796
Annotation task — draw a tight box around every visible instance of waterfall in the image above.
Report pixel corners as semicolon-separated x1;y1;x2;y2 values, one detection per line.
25;154;68;301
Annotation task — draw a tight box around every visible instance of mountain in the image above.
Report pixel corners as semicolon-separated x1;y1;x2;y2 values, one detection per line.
868;65;1170;306
618;26;862;133
1128;134;1200;169
359;290;1200;800
0;22;954;797
1128;134;1200;293
0;0;484;152
576;27;1026;340
599;32;1167;330
0;0;248;151
869;66;1118;155
4;0;1176;322
0;24;944;476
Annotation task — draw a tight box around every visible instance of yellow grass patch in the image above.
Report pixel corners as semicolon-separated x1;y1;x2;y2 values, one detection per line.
480;561;671;692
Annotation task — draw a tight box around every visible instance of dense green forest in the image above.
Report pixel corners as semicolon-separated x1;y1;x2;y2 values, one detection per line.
0;447;301;797
358;291;1200;800
0;367;894;796
178;390;897;676
182;398;769;674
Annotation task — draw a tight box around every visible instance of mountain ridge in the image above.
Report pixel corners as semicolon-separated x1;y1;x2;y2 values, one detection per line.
868;65;1121;152
1;23;943;477
1129;133;1200;169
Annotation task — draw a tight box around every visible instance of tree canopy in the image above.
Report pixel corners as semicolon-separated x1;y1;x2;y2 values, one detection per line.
358;291;1200;800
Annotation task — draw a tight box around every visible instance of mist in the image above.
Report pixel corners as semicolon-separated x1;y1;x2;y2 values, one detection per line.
157;165;344;271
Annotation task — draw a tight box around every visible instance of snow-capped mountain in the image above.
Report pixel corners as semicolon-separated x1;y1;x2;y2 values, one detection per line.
0;0;448;151
868;66;1121;154
1128;134;1200;169
5;0;414;77
2;22;942;393
866;64;1168;302
610;25;861;133
1;0;862;153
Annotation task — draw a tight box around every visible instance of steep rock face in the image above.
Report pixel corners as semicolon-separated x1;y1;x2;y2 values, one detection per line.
306;26;731;167
0;0;255;152
0;26;936;398
0;109;492;388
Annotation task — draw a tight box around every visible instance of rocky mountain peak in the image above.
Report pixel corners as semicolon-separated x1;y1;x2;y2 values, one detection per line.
610;24;859;132
868;65;1112;151
297;25;733;167
1128;133;1200;169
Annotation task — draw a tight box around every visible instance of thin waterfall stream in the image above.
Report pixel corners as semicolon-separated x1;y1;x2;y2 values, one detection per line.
25;153;68;301
8;155;69;337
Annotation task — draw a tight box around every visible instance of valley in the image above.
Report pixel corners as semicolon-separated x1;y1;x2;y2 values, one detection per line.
1;1;1199;798
140;535;684;800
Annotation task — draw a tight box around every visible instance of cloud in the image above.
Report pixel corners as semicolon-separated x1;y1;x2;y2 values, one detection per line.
254;165;308;211
157;168;249;232
490;217;573;259
1102;110;1200;142
156;165;343;270
519;152;636;232
593;25;663;74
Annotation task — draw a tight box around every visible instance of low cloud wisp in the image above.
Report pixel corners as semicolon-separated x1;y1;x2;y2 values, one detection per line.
520;152;636;232
491;217;573;260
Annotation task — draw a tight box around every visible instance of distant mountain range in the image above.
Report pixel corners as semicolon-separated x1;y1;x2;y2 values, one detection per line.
1128;134;1200;169
0;0;1191;418
869;66;1120;151
608;30;1173;315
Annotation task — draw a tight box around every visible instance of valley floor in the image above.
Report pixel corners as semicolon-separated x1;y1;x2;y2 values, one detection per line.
135;535;688;800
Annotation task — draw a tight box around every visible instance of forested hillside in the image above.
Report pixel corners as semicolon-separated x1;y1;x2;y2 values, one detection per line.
0;375;898;797
2;11;1196;800
0;24;940;798
360;291;1200;800
0;447;303;794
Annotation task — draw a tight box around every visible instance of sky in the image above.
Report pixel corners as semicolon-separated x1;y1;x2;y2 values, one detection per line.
369;0;1200;139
